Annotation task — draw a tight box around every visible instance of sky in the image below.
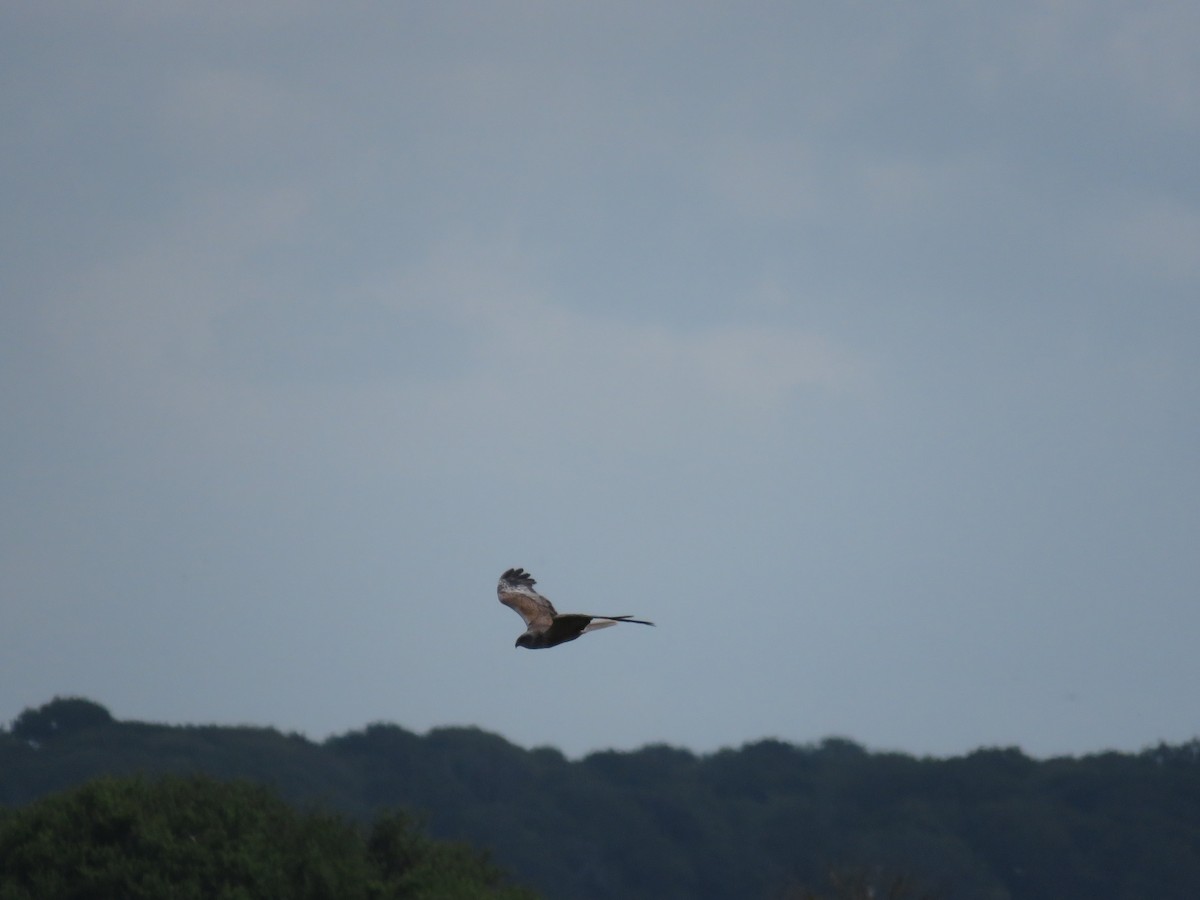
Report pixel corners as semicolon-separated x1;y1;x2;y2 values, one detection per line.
2;2;1198;761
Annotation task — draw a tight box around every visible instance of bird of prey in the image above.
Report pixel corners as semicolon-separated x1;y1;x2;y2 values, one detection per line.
497;567;654;649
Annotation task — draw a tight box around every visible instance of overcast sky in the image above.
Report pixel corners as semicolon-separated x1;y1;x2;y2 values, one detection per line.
3;2;1198;760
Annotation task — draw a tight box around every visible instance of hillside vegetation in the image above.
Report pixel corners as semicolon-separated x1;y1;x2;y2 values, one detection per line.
4;697;1200;899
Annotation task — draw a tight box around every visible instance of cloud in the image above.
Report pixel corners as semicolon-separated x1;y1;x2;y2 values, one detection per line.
36;205;866;492
8;2;1198;758
164;68;320;168
1012;1;1200;124
1108;198;1200;283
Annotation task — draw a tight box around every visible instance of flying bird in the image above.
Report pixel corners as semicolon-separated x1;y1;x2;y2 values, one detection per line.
497;567;654;649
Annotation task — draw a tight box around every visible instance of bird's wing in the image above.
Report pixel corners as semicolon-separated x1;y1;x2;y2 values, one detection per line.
544;614;595;644
497;568;556;629
546;613;656;642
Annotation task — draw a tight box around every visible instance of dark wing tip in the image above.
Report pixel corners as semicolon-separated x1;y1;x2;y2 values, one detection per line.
500;567;536;587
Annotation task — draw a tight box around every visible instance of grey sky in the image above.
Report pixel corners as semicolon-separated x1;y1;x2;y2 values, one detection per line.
2;3;1197;759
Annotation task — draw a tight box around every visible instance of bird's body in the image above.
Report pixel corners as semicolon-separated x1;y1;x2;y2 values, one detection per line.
497;567;654;649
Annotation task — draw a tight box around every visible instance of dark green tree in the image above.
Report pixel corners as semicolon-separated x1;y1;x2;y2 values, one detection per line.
0;775;536;900
9;697;114;745
779;867;941;900
367;811;536;899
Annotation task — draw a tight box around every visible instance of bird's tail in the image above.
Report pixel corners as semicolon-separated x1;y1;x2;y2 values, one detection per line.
597;615;655;627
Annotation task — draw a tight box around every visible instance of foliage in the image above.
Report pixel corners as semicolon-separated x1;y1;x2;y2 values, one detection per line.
0;774;535;900
9;697;113;745
5;698;1200;899
779;867;942;900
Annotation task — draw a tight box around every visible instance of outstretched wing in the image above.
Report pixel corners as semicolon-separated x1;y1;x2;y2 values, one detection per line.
544;613;655;645
497;567;556;629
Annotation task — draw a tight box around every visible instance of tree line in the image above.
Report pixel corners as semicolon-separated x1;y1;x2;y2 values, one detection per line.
4;697;1200;899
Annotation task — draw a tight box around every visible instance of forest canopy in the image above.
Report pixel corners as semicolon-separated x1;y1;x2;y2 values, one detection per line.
3;697;1200;900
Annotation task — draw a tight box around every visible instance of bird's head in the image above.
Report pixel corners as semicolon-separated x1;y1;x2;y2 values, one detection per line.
515;634;534;650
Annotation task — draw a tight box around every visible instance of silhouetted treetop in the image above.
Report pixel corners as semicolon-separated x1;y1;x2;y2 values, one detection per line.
10;697;114;744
